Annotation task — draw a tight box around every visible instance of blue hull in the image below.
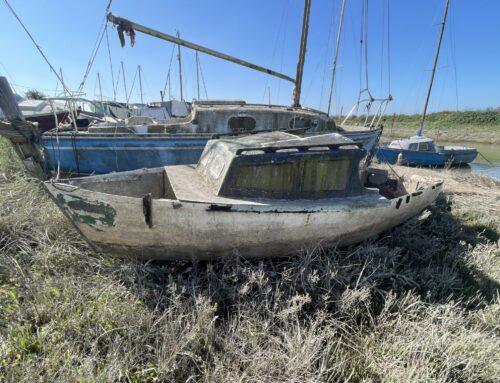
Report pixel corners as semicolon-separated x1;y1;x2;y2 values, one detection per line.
374;147;478;166
42;130;381;175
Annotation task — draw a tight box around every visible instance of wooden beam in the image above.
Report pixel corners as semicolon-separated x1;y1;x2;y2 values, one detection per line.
0;76;24;121
107;13;295;84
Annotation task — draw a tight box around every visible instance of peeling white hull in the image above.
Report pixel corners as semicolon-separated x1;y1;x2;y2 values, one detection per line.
44;177;443;260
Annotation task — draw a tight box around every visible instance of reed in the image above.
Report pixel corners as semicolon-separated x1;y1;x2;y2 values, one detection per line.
0;137;499;382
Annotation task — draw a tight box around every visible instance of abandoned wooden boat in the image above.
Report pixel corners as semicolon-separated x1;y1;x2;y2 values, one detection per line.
375;135;478;166
43;132;443;260
41;100;381;175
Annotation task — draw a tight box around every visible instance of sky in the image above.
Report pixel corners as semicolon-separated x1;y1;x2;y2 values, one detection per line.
0;0;499;115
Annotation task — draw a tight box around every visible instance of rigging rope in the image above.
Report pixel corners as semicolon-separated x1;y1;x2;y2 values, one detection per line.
162;44;177;100
2;0;71;95
105;26;117;101
319;0;337;111
126;66;139;104
77;0;113;94
199;55;209;99
262;0;290;103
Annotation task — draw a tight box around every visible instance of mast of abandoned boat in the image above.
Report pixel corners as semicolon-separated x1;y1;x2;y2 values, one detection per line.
138;65;144;104
107;0;312;108
292;0;311;108
327;0;347;116
97;72;103;102
196;51;200;100
418;0;450;136
121;61;128;107
176;31;184;101
106;14;295;83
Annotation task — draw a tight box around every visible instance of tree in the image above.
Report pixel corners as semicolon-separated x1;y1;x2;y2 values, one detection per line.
24;89;46;100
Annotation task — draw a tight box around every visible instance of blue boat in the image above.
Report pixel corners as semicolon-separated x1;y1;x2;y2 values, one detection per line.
41;101;382;176
375;136;478;166
375;0;478;168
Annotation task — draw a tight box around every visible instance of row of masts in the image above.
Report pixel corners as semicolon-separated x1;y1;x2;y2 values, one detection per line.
96;30;205;105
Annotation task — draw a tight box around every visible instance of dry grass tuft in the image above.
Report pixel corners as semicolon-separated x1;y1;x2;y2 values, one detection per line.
0;138;499;382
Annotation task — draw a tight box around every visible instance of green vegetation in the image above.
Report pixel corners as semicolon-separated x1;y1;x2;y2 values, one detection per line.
347;108;500;143
0;137;499;382
24;89;46;100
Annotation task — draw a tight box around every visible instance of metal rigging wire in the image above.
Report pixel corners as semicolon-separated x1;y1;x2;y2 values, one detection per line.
105;26;117;101
162;43;177;100
342;0;392;128
262;0;291;103
2;0;71;95
77;0;113;94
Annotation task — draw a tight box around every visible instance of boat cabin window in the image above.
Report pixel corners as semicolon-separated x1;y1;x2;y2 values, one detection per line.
228;116;256;132
289;117;316;129
408;142;433;152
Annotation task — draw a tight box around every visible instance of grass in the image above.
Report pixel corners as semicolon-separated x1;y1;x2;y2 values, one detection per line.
346;108;500;144
0;137;499;382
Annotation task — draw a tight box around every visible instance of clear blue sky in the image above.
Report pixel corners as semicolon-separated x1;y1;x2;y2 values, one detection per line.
0;0;498;115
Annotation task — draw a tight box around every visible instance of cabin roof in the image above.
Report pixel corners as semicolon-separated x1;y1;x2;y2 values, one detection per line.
192;100;329;118
195;132;365;199
388;135;434;149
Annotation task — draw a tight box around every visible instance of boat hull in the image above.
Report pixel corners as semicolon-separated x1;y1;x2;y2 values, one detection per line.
374;146;478;166
25;111;70;133
44;176;442;260
42;129;381;175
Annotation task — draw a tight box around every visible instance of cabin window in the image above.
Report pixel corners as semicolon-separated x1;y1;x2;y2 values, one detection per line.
409;142;432;152
302;158;350;192
234;162;293;193
228;116;256;132
289;117;316;129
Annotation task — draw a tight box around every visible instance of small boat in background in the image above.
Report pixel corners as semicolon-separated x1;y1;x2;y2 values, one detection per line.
375;0;477;168
375;136;477;166
43;131;443;260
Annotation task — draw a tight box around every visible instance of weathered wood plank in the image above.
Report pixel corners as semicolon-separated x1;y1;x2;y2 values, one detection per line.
0;76;24;121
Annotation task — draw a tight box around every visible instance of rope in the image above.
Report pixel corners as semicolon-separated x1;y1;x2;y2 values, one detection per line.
262;0;290;103
105;27;117;101
479;152;495;166
77;0;112;93
2;0;71;95
162;44;177;99
199;55;209;99
126;66;139;104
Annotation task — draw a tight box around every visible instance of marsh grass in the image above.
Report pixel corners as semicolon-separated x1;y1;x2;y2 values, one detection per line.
348;109;500;143
0;138;499;382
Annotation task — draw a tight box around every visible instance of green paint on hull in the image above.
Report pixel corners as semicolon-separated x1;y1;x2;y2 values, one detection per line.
56;193;116;227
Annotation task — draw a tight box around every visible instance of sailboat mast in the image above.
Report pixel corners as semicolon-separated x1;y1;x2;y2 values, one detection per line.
177;31;184;101
419;0;450;132
292;0;312;108
121;61;128;105
97;72;103;102
196;51;200;100
138;64;144;104
327;0;347;116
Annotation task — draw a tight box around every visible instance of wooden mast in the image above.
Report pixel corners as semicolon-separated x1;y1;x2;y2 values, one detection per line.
419;0;450;135
107;13;295;84
0;77;45;177
292;0;312;108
